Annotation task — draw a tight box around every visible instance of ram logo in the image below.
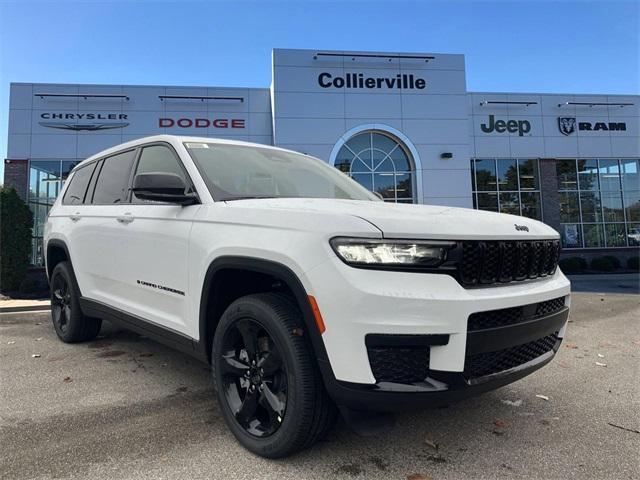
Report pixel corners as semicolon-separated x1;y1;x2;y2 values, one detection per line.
558;117;576;136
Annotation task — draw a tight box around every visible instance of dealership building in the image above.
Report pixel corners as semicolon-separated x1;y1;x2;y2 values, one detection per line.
4;48;639;265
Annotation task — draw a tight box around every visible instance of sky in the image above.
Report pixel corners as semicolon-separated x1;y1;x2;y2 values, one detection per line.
1;0;638;180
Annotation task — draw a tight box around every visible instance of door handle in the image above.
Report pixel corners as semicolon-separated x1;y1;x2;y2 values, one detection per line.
70;212;81;222
116;213;134;224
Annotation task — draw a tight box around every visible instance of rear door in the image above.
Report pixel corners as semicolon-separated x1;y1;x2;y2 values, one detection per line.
109;142;199;334
72;149;138;305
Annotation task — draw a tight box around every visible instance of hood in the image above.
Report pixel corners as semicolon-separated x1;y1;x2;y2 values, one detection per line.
224;198;559;240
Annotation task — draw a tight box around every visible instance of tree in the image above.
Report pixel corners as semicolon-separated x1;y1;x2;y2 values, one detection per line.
0;187;34;292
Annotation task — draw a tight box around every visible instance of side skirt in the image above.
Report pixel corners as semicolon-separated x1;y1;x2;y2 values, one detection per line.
79;297;208;363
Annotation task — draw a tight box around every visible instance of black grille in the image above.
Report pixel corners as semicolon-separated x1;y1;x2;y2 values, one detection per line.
464;333;559;379
459;240;560;287
535;297;566;317
468;296;567;331
367;347;430;384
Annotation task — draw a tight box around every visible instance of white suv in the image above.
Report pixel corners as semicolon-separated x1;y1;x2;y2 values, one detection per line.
44;135;570;457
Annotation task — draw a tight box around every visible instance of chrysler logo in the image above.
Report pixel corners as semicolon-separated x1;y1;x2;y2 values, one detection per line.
558;117;576;136
39;122;129;131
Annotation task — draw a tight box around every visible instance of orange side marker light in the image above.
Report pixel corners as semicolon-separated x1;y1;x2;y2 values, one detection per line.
308;295;326;335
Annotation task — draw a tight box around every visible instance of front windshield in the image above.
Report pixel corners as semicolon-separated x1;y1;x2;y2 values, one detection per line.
184;142;379;202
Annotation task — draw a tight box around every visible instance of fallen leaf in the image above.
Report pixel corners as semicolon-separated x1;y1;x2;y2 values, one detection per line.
493;419;508;428
565;343;578;349
63;377;72;383
502;399;523;407
595;362;607;367
492;430;505;436
424;438;438;450
536;394;550;401
632;340;640;346
139;352;154;357
31;354;41;358
557;361;570;369
407;474;432;480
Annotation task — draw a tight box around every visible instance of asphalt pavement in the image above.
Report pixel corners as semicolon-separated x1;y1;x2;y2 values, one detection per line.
1;291;639;480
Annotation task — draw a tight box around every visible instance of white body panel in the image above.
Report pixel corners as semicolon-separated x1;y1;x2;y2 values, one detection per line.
46;134;571;385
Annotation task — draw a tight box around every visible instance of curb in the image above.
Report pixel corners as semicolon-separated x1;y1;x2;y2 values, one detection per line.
0;304;51;313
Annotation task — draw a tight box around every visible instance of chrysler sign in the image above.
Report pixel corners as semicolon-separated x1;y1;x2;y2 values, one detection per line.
39;112;129;131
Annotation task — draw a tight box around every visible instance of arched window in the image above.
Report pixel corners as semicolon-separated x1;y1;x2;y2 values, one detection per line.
334;131;415;203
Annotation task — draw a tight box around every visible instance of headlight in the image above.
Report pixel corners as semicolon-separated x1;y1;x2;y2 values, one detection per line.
330;237;455;269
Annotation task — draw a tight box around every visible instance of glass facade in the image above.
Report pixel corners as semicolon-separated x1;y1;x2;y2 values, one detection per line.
335;131;415;203
556;158;640;248
28;159;80;265
471;158;542;221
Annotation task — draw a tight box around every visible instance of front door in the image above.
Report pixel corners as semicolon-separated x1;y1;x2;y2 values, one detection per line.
110;143;199;335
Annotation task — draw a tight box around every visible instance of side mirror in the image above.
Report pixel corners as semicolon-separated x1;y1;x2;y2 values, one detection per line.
132;172;198;205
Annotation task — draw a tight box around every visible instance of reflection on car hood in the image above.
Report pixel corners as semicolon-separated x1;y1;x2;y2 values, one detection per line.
224;198;560;240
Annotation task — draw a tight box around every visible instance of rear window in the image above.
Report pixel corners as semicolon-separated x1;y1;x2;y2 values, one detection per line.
62;163;96;205
91;150;136;204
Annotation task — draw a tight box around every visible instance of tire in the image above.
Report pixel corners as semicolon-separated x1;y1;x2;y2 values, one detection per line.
50;261;101;343
211;293;337;458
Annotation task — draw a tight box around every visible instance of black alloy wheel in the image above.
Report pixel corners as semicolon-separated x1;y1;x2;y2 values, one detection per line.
49;261;102;343
211;293;337;458
220;318;287;437
51;273;72;334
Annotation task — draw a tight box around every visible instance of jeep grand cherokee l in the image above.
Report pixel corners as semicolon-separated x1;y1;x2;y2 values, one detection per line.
44;135;570;457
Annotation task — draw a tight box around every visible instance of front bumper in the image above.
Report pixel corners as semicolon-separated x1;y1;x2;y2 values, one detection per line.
305;257;570;409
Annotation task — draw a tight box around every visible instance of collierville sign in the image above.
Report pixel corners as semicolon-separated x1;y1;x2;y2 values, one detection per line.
558;117;627;135
318;72;426;90
480;115;531;136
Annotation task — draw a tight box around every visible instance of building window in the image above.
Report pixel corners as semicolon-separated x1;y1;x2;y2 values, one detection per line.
556;158;639;249
27;159;80;265
471;158;542;221
335;131;415;203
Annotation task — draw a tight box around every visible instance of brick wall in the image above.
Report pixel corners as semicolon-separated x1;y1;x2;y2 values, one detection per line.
3;159;29;200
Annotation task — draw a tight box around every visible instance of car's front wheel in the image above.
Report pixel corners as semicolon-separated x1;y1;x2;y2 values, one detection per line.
211;293;336;458
50;261;101;343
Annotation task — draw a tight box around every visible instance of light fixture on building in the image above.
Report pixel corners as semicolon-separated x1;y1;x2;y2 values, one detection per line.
440;152;453;159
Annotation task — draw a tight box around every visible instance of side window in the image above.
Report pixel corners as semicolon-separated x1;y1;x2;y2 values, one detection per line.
91;150;136;204
62;163;96;205
132;145;190;203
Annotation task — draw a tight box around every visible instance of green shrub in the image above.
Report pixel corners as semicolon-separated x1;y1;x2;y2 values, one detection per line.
627;256;639;271
590;255;621;272
0;187;33;292
559;257;588;274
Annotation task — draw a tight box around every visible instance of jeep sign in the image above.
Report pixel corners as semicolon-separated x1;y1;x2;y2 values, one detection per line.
480;115;531;136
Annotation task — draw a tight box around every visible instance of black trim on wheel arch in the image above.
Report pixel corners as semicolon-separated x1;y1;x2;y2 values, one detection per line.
198;257;333;371
79;297;203;361
46;239;73;282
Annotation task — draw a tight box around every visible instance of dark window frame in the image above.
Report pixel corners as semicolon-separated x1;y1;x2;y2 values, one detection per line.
125;141;199;205
62;162;97;206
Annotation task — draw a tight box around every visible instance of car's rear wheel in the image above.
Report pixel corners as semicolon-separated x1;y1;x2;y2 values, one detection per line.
50;261;101;343
211;293;336;458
